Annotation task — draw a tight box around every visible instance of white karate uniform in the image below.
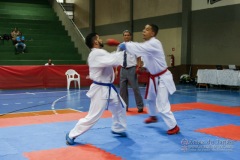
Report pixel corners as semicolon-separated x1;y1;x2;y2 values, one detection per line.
125;37;177;129
69;48;127;139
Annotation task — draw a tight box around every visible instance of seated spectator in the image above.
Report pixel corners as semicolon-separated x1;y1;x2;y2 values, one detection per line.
2;34;11;41
45;59;54;66
15;33;26;54
11;27;21;45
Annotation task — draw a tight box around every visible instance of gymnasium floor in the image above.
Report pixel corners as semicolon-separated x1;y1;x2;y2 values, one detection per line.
0;85;239;160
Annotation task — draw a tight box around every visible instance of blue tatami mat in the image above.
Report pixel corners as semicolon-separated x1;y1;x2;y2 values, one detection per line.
0;109;239;160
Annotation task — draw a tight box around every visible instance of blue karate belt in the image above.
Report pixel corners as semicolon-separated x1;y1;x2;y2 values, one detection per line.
93;81;124;109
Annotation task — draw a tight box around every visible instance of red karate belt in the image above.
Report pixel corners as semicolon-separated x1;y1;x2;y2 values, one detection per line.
144;69;168;99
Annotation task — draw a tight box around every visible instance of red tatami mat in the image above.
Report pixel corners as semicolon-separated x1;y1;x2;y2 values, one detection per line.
24;144;121;160
1;102;239;128
0;108;145;128
196;124;240;141
0;112;88;128
172;102;240;116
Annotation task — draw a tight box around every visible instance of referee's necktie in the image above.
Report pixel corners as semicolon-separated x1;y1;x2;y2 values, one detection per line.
123;51;127;68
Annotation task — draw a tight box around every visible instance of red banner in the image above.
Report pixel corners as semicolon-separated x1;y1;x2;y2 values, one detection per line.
0;65;91;89
0;65;148;89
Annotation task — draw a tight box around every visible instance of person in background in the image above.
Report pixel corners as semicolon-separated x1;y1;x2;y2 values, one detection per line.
15;33;26;54
0;35;3;44
115;30;144;113
11;27;21;45
45;59;54;66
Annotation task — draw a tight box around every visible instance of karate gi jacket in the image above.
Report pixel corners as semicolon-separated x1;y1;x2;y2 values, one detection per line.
125;37;176;100
86;48;125;102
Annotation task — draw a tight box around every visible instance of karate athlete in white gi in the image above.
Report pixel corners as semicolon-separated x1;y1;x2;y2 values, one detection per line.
119;24;180;135
66;33;127;145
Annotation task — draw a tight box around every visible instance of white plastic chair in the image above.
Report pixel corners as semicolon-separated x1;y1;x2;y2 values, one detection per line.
65;69;80;89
